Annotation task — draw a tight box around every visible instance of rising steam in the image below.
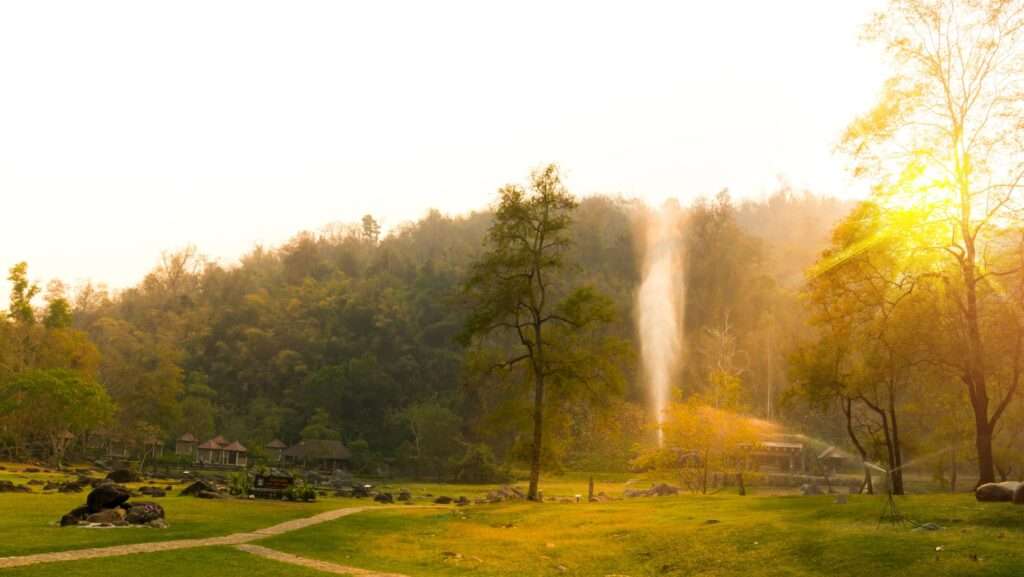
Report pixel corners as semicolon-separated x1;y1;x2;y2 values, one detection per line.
636;203;684;447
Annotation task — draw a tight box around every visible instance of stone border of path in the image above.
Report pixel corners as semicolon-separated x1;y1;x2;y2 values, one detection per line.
0;505;409;573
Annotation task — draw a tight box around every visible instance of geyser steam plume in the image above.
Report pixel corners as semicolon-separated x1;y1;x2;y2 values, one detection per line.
636;203;684;447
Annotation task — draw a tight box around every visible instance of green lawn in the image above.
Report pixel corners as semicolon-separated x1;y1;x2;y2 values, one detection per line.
4;463;1023;577
0;547;332;577
262;493;1024;577
0;492;356;557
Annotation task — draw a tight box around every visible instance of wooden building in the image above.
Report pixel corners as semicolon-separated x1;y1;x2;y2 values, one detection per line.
745;441;806;472
282;439;350;470
265;439;287;462
175;433;198;456
195;436;248;467
817;446;846;474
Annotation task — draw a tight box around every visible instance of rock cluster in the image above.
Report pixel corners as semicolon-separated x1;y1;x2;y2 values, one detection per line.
59;482;166;528
0;480;30;493
483;485;525;503
179;479;226;499
106;469;140;484
624;483;680;498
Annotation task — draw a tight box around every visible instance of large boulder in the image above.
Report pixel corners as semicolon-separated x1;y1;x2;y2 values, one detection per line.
85;508;127;525
374;492;394;503
1014;484;1024;505
60;505;91;527
139;486;166;497
0;480;29;493
86;483;131;512
124;501;165;524
59;481;85;493
976;481;1021;502
106;469;139;484
179;479;218;497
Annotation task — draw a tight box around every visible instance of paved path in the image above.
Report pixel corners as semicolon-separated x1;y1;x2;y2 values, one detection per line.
236;544;409;577
0;506;383;570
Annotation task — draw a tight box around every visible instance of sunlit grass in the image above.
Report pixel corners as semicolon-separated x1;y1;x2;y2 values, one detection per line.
263;494;1024;577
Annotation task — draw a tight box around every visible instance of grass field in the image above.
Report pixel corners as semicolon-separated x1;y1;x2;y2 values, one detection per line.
2;463;1024;576
0;546;330;577
262;493;1024;577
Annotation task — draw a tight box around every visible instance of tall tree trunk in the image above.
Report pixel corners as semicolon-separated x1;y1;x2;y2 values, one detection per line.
887;391;904;495
527;375;544;500
972;403;995;486
950;445;958;494
958;159;997;486
841;397;874;494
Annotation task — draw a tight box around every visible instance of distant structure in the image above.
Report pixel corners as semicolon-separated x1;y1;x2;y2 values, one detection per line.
817;446;847;474
142;436;163;459
175;433;198;457
265;439;287;463
746;441;806;473
195;435;249;467
282;439;351;470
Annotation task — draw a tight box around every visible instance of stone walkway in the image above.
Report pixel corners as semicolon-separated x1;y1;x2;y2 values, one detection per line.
236;544;409;577
0;506;394;572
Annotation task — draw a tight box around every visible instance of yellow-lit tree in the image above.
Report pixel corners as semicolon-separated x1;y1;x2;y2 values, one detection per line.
843;0;1024;485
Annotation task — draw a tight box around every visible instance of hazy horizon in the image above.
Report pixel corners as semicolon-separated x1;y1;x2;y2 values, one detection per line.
1;0;887;294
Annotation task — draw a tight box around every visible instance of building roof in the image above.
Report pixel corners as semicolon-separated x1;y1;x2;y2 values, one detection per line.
761;441;803;450
266;439;287;449
818;446;845;460
209;435;227;446
223;441;248;452
283;439;351;461
197;440;222;450
178;433;197;443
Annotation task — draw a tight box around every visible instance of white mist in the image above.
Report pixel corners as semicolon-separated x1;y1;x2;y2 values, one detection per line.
636;204;684;447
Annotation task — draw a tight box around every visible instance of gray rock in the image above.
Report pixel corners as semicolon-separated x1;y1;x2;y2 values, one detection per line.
800;483;823;496
976;481;1021;502
1013;484;1024;505
106;469;139;484
124;501;165;524
86;508;127;525
179;479;217;497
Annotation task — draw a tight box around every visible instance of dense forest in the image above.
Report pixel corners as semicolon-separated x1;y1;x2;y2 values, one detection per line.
0;182;856;478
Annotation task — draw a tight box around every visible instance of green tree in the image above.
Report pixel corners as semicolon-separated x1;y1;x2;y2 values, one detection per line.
301;408;340;441
7;262;39;326
0;368;114;465
462;164;628;500
398;400;463;479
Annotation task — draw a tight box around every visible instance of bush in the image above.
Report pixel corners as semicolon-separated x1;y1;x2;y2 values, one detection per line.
228;471;251;496
450;443;513;484
285;480;317;502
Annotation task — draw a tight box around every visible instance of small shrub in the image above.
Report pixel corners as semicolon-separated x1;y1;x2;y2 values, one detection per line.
285;480;317;502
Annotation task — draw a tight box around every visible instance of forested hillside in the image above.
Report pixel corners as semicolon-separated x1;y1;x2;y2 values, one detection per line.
1;188;851;474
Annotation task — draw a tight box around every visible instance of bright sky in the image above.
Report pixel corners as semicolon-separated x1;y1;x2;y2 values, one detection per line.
0;0;888;294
